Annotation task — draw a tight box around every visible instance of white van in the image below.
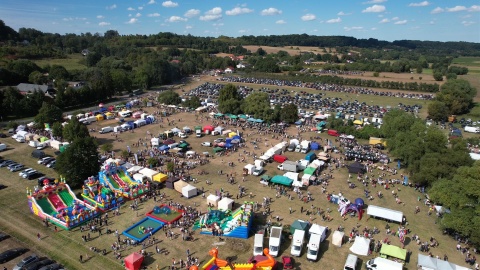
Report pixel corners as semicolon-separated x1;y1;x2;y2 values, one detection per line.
290;230;305;257
100;126;114;134
253;234;264;256
0;143;6;151
306;233;322;261
344;254;359;270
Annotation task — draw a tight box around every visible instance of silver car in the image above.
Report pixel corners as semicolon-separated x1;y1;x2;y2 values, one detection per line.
9;164;24;172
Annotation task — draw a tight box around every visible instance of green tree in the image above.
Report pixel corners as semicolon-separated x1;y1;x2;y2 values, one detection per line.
435;79;476;115
49;65;70;81
241;92;270;118
28;71;46;84
427;101;448;122
62;118;90;142
55;137;99;189
34;102;63;128
218;84;241;103
218;99;243;114
166;161;174;172
429;162;480;245
86;51;102;67
446;73;457;80
280;103;298;123
158;90;181;105
433;71;443;81
51;122;64;138
182;96;201;109
148;157;158;168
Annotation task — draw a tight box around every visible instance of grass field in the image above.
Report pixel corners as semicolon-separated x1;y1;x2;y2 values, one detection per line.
33;54;87;71
0;89;473;270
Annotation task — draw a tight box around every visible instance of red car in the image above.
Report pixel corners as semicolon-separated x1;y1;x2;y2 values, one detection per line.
282;256;293;269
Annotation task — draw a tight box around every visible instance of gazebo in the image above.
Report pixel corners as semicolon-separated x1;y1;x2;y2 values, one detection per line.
124;252;144;270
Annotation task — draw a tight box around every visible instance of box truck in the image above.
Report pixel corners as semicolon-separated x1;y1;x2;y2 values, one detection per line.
277;160;298;172
290;230;305;257
253;234;264;256
269;226;282;257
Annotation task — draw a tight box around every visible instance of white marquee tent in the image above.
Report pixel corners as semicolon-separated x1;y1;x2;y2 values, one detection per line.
182;185;197;198
349;237;371;256
332;230;345;247
138;168;159;181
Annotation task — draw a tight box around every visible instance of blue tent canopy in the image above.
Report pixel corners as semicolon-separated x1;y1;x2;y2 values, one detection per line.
255;119;263;123
271;175;293;186
295;120;303;125
99;107;107;112
247;117;256;122
232;135;241;140
225;143;233;149
310;142;320;150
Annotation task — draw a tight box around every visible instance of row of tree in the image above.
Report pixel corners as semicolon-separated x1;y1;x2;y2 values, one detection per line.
378;110;479;245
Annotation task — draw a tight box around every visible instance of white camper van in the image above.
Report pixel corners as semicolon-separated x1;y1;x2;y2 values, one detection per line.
290;230;305;257
306;233;322;261
269;226;282;257
253;234;264;256
344;254;359;270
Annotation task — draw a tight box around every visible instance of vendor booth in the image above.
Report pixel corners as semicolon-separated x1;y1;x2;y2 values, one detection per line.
182;185;197;198
332;230;345;247
349;237;371;256
207;194;220;207
165;177;180;189
174;180;189;193
218;197;234;210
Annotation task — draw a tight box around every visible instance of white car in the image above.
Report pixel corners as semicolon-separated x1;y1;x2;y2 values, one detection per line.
214;138;224;143
19;168;35;177
201;142;212;147
37;157;54;165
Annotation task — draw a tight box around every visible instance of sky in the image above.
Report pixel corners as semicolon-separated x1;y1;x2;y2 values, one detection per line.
1;0;479;42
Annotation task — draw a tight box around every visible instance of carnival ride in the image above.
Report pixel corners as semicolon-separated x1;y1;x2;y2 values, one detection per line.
193;248;275;270
99;163;149;199
27;180;99;230
194;202;253;239
81;176;123;211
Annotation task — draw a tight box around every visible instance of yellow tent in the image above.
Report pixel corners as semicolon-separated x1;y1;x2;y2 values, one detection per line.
153;173;168;183
228;132;237;138
353;120;363;125
105;112;115;119
96;114;104;121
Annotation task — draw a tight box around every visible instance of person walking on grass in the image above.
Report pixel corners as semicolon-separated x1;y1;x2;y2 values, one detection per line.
80;254;83;263
37;233;41;240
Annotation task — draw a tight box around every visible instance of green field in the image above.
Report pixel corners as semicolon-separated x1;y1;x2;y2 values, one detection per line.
33;54;87;71
452;57;480;67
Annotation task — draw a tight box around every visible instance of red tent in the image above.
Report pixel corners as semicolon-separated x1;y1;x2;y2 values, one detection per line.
203;125;215;132
124;252;144;270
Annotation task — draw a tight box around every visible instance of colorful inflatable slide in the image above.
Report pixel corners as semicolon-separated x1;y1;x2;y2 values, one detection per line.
27;181;99;230
82;176;123;211
190;248;275;270
99;163;149;199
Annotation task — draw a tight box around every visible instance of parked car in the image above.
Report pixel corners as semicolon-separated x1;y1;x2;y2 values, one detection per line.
19;168;35;177
10;164;25;172
0;248;28;263
27;172;43;180
214;138;225;143
282;256;294;269
46;160;56;168
201;142;212;147
38;263;62;270
0;160;15;167
7;163;19;170
22;170;39;179
25;258;55;270
13;254;37;270
0;232;9;241
0;133;7;138
38;157;54;165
